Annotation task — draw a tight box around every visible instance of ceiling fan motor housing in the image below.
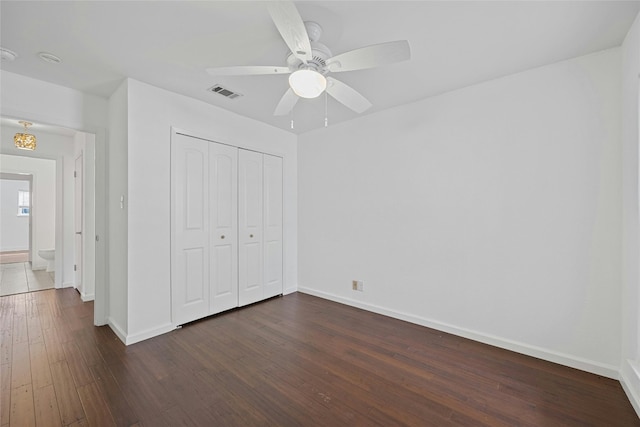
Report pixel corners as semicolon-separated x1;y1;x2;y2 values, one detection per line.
285;21;332;74
287;41;332;74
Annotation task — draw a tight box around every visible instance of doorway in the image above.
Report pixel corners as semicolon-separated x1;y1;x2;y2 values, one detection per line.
0;123;97;303
0;170;55;296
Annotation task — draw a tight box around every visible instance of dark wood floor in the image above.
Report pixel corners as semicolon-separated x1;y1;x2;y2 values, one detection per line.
1;288;638;427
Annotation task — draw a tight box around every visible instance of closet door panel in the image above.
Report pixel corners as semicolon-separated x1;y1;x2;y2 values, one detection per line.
263;154;283;298
171;134;210;325
209;143;238;314
238;149;264;306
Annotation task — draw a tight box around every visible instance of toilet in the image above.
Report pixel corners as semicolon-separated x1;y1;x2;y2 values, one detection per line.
38;249;55;272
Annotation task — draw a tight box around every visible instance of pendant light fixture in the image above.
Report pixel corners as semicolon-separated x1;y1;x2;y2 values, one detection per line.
14;121;36;151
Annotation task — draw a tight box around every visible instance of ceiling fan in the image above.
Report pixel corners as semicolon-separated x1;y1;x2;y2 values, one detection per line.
206;1;411;116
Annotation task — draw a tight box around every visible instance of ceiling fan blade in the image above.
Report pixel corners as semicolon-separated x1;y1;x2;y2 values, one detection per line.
326;40;411;73
206;66;291;76
267;1;312;64
325;77;372;114
274;88;299;116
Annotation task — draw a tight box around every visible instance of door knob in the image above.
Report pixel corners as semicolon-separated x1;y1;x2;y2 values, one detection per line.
220;235;225;239
250;234;254;238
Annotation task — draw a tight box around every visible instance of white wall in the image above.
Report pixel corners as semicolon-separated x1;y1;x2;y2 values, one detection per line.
0;179;30;251
118;78;297;344
0;70;109;325
620;12;640;415
298;48;622;377
0;155;56;272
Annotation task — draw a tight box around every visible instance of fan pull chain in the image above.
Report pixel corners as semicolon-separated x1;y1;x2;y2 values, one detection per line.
324;91;328;127
290;105;295;130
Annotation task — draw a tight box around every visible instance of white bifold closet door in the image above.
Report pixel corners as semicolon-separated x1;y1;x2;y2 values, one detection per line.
262;154;283;300
171;133;282;326
171;134;211;325
238;150;283;306
238;150;263;306
209;143;238;313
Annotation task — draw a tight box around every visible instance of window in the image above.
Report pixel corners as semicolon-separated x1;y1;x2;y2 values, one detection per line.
17;190;29;216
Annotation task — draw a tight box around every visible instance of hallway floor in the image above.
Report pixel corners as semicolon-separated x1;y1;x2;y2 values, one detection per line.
0;262;54;297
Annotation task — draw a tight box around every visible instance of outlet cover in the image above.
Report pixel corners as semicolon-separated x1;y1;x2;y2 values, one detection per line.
356;281;364;291
352;280;358;290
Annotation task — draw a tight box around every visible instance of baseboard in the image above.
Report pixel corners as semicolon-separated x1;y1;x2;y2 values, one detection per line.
283;285;297;295
107;317;127;344
621;359;640;418
0;248;29;252
62;281;74;288
108;317;176;346
124;323;176;345
297;287;619;379
81;292;95;302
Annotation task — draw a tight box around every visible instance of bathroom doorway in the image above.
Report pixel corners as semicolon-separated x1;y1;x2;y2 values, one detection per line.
0;170;55;296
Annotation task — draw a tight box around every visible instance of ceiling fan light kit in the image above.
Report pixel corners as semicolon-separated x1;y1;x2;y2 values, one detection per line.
206;1;411;119
289;69;326;98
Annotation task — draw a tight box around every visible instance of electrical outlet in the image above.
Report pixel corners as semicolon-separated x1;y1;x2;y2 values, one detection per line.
357;281;364;291
352;280;358;290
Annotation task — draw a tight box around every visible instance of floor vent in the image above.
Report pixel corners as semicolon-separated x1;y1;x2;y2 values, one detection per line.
208;84;243;99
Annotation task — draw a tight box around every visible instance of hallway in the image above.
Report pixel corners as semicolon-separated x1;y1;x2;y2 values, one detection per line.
0;262;54;297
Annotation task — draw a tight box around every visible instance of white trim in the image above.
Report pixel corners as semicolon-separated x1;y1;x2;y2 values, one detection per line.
81;292;94;302
124;323;176;345
283;285;297;295
107;317;127;344
62;281;74;288
621;360;640;418
297;286;620;379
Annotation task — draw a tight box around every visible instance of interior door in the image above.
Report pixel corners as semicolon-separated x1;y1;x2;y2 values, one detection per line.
74;154;83;294
209;142;238;314
171;134;210;325
263;154;283;298
238;149;264;306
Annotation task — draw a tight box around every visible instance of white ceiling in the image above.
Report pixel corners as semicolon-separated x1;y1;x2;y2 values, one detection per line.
1;1;638;134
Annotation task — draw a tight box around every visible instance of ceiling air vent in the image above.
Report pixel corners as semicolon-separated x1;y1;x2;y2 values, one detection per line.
208;84;243;100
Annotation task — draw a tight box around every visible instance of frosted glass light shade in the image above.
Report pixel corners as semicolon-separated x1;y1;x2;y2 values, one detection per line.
288;69;326;98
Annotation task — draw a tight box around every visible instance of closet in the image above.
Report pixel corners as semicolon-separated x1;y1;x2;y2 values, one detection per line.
170;133;283;325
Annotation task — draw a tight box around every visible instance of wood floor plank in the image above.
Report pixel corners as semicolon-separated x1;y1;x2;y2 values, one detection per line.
29;341;53;390
11;315;27;345
42;326;65;365
33;384;62;427
10;384;35;426
26;312;43;344
49;360;85;425
105;360;171;427
89;363;139;427
0;329;12;365
62;341;93;388
0;362;11;426
76;381;116;427
10;341;30;390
